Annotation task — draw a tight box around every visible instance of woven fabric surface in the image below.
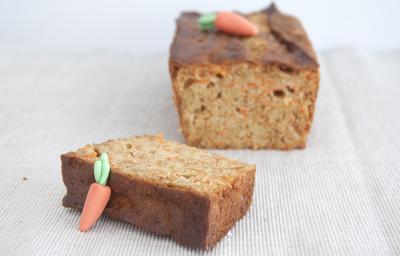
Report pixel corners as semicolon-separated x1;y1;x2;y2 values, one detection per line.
0;48;399;255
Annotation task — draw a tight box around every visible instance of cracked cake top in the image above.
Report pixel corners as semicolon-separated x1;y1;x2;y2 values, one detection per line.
169;4;319;71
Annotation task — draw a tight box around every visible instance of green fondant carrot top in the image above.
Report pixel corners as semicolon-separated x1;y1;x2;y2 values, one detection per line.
93;153;110;186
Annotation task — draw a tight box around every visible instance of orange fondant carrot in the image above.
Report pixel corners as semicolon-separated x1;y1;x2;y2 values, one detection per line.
215;12;258;36
79;183;111;231
198;11;258;37
79;153;111;232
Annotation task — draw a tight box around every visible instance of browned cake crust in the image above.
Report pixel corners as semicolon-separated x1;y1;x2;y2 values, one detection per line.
169;3;320;149
169;3;318;74
61;135;255;249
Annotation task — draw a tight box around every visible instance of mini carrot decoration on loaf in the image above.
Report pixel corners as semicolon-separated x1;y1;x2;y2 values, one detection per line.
79;153;111;232
198;11;258;36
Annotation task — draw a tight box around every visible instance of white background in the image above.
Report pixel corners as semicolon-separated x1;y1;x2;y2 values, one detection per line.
0;0;399;54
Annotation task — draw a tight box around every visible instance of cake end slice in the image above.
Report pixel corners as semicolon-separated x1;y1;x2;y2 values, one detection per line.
61;134;255;249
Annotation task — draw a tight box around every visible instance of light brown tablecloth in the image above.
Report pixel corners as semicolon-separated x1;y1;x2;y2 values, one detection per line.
0;48;399;255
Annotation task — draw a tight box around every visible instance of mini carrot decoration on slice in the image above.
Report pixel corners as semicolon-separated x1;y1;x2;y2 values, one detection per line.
79;152;111;232
198;11;258;36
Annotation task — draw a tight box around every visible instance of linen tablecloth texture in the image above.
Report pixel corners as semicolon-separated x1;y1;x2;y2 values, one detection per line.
0;49;399;256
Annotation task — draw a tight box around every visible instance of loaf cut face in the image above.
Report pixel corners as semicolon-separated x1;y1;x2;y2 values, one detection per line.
61;134;255;249
169;4;319;149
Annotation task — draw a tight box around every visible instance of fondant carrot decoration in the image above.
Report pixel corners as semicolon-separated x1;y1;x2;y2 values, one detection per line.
198;12;258;36
79;153;111;232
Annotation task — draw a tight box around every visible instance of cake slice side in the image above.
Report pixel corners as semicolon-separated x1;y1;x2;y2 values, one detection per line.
61;135;255;249
205;168;255;247
171;63;319;149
